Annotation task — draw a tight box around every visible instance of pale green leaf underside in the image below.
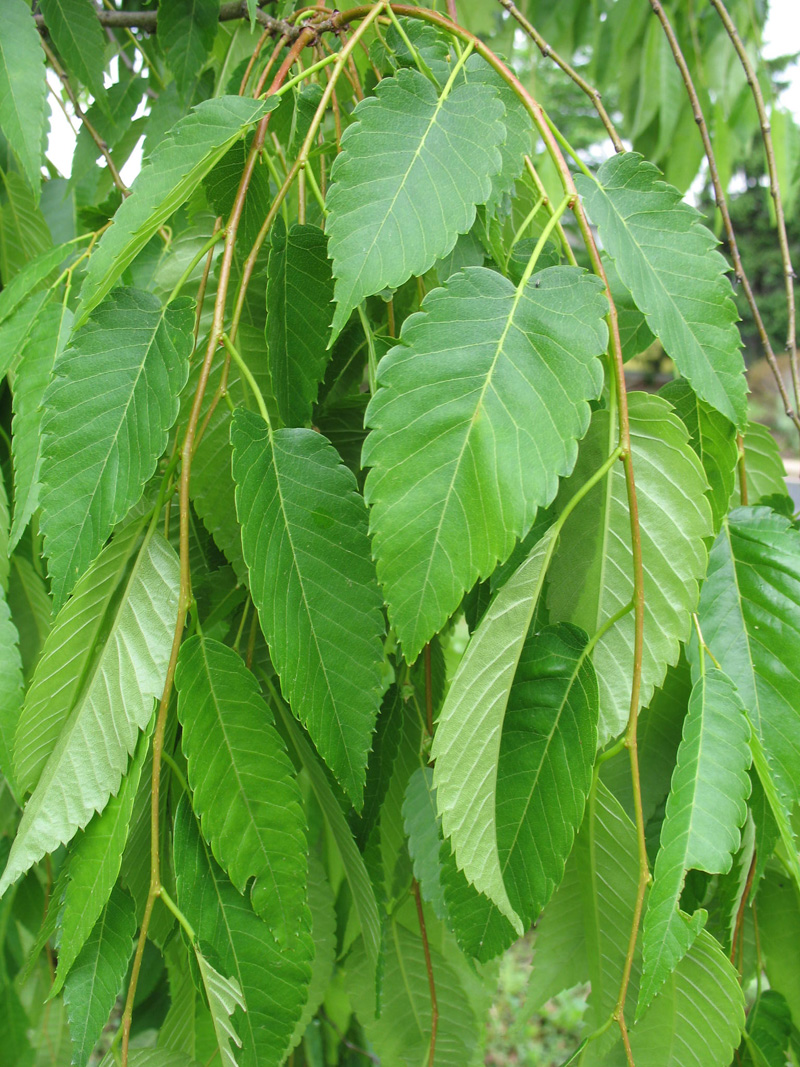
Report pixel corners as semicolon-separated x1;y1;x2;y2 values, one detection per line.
639;668;751;1014
0;528;179;897
231;411;385;805
195;951;245;1067
730;421;788;506
0;0;47;196
432;528;557;930
175;636;309;944
40;288;193;607
326;67;505;337
577;153;747;427
548;393;713;743
77;95;274;323
363;265;608;659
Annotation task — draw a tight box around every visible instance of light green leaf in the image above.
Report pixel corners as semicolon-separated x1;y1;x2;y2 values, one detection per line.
0;593;23;802
39;0;108;103
403;767;448;921
266;219;334;427
231;410;385;805
159;940;217;1061
432;529;557;930
158;0;221;95
77;95;274;323
326;67;505;337
40;288;193;607
660;378;738;532
0;0;47;198
758;867;800;1030
0;290;50;381
695;507;800;813
577;153;747;427
52;719;152;994
63;886;137;1066
0;171;52;281
549;393;712;742
363;265;608;659
275;700;382;993
496;622;599;927
730;421;789;506
639;668;751;1014
9;302;73;551
0;981;33;1067
194;951;245;1067
173;795;312;1067
175;635;309;943
0;526;179;897
8;554;52;682
0;238;83;328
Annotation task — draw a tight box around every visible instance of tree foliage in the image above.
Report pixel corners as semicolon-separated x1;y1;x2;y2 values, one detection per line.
0;2;799;1066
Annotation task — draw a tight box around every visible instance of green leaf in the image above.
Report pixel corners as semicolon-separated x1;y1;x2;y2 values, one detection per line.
40;288;193;607
39;0;108;103
63;885;137;1066
496;622;599;927
758;867;800;1030
363;265;608;658
194;950;245;1067
0;0;47;198
158;0;221;96
0;171;52;282
326;67;505;337
660;378;738;532
730;421;789;506
403;767;448;921
173;795;312;1067
604;256;656;362
266;219;334;427
0;592;22;802
0;290;50;381
0;238;83;328
548;393;712;742
0;525;179;897
274;700;382;994
287;855;336;1051
695;507;800;813
231;410;385;805
7;554;52;682
639;668;751;1014
52;719;152;994
9;302;73;551
175;635;309;944
0;982;33;1067
77;95;275;323
431;528;557;930
740;991;793;1067
577;153;747;427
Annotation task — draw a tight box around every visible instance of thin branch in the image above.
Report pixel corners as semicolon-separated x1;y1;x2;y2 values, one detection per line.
649;0;800;437
708;0;800;418
731;848;757;972
498;0;624;152
413;880;439;1067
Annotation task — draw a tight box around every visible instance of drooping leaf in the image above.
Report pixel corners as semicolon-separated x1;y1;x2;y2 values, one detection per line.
158;0;221;95
660;378;738;532
231;410;385;805
39;0;108;103
431;528;557;930
326;67;505;336
194;951;245;1067
0;593;23;801
63;885;137;1066
159;940;216;1061
287;855;336;1052
0;171;52;281
0;238;83;328
0;0;47;198
0;290;50;382
739;991;793;1067
173;795;312;1067
175;635;309;944
53;719;152;994
0;525;179;897
639;668;751;1014
403;767;448;921
730;421;790;506
372;16;452;87
695;508;800;813
577;153;747;427
7;554;52;682
77;95;275;322
758;867;800;1030
40;289;192;606
266;219;334;427
548;392;713;742
496;622;599;927
0;981;33;1067
604;255;656;362
9;302;73;551
363;265;608;658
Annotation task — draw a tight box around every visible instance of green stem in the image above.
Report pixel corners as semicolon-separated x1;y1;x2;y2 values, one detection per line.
385;5;438;84
220;333;270;425
161;751;190;795
167;229;226;305
517;194;572;290
158;886;197;943
358;305;379;394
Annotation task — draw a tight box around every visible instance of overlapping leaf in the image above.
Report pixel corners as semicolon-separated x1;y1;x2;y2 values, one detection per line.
548;393;713;742
77;95;275;321
158;0;220;95
0;526;179;897
231;410;385;805
0;593;23;800
326;67;505;337
0;0;47;197
175;636;309;943
266;219;334;427
39;0;108;103
0;171;52;280
40;288;193;607
577;153;747;426
639;668;751;1014
364;265;608;658
194;952;245;1067
730;421;789;506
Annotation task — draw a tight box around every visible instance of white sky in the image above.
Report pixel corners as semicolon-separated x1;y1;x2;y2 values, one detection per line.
45;0;800;182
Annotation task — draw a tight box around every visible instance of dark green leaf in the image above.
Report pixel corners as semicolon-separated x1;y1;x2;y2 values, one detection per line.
0;0;47;197
158;0;221;95
39;0;108;103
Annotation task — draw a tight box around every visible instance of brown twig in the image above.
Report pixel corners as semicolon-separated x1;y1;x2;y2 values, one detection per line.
731;848;757;970
708;0;800;419
649;0;800;437
498;0;624;152
413;880;438;1067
